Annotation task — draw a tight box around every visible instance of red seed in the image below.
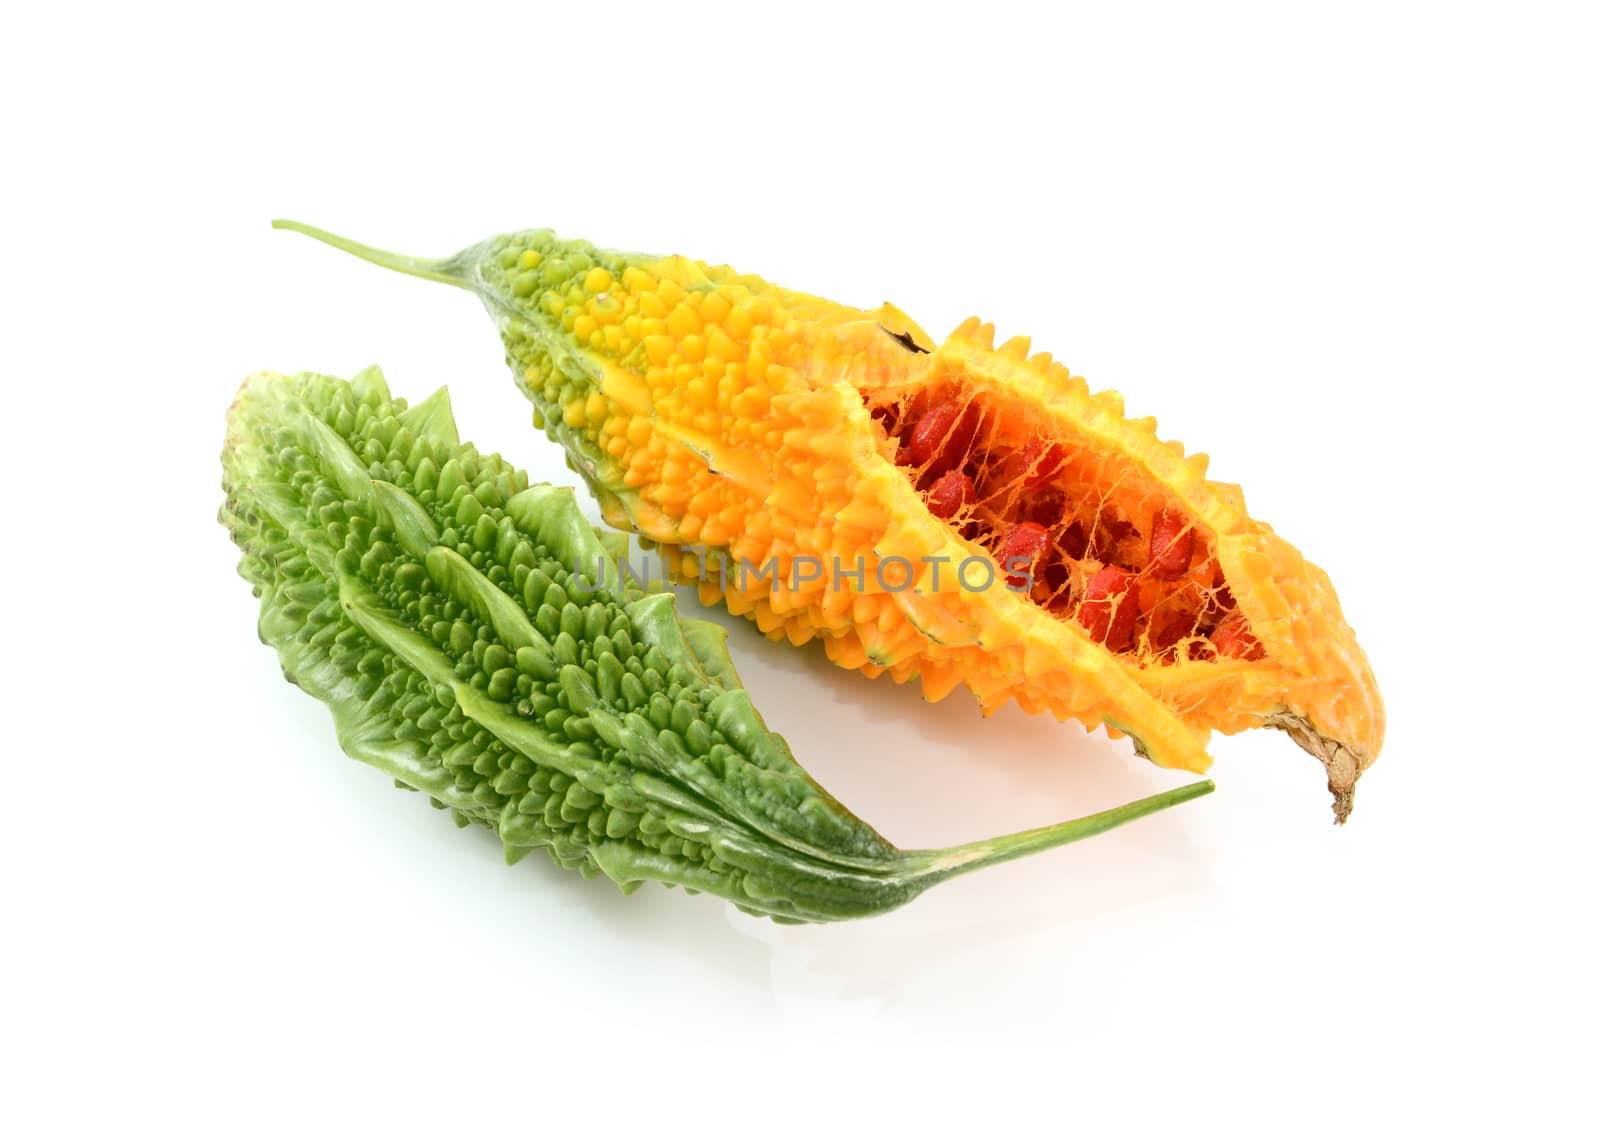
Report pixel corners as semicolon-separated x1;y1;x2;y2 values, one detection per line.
909;399;980;477
925;470;972;519
1212;612;1265;660
1148;507;1194;580
996;522;1051;588
1019;439;1067;491
1078;565;1138;650
908;404;956;464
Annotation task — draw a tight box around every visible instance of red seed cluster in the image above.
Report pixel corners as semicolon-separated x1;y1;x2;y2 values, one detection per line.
870;387;1264;663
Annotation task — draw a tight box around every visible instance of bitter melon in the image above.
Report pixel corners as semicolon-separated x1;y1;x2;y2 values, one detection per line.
275;222;1383;821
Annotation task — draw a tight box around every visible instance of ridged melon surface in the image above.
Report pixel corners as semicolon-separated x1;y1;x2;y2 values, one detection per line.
277;222;1384;821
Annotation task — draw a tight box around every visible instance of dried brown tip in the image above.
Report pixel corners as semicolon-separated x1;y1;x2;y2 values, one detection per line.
1265;712;1367;825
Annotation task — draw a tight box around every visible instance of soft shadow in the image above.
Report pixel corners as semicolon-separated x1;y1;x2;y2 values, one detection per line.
658;582;1219;1008
476;839;780;1007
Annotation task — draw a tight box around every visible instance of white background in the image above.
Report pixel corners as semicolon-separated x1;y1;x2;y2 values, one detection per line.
5;2;1596;1134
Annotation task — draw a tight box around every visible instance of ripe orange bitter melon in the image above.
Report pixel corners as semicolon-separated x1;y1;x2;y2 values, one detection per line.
276;221;1384;822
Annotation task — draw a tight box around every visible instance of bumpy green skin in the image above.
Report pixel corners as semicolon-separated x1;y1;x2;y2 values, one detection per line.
220;368;1212;922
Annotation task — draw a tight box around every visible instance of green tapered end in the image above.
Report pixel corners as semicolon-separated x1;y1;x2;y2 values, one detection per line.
908;778;1215;883
272;219;469;289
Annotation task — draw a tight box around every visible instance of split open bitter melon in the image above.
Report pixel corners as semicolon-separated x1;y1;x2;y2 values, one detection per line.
276;223;1384;822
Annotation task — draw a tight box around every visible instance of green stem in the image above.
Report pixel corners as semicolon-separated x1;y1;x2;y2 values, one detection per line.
909;778;1214;882
271;219;468;289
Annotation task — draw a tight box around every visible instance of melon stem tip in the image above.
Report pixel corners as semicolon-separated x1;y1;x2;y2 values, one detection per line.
270;219;467;289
